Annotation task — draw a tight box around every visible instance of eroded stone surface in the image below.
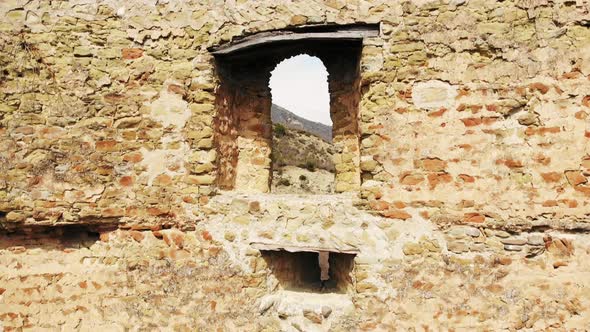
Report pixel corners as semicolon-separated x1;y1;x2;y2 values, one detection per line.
1;0;590;329
412;80;458;110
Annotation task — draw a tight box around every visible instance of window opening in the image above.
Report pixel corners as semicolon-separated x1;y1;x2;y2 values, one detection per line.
269;55;335;194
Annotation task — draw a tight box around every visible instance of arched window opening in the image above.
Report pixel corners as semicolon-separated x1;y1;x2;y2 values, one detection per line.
212;28;367;194
268;55;335;194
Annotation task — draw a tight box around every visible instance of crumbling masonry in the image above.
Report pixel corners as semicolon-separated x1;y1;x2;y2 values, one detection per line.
1;0;590;330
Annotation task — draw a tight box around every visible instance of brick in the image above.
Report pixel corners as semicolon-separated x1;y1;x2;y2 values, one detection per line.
528;82;550;94
463;213;485;223
421;158;447;172
541;172;562;183
427;173;452;189
122;48;143;59
565;170;587;186
119;176;134;186
400;172;424;185
382;209;411;220
95;140;118;152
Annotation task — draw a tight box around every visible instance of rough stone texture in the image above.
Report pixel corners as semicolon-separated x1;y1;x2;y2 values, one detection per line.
1;0;590;330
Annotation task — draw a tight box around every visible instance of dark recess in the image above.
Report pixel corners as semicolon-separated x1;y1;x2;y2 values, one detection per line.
261;250;355;293
0;224;118;249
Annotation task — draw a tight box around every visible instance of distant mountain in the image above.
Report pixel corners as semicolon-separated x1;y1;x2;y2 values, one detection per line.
271;104;332;142
271;123;335;172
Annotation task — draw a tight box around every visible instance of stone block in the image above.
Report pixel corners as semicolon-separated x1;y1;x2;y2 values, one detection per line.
403;242;423;255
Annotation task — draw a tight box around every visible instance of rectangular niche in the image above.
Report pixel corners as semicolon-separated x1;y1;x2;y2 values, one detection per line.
260;249;356;294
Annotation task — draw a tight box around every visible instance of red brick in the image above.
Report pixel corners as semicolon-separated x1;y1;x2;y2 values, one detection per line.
575;111;588;120
468;105;483;113
123;152;143;163
525;127;561;136
515;86;527;96
461;117;482;127
485;104;498;112
382;209;412;220
122;48;143;60
562;71;580;79
458;174;475;183
496;158;523;169
400;172;424;185
130;231;144;242
463;213;485;223
199;195;209;205
481;117;498;125
182;196;196;203
533;154;551;165
95;140;118;152
421;158;447;172
574;184;590;196
147;207;169;216
119;176;134;186
369;200;389;211
541;172;561;183
427;173;452;189
201;230;213;241
565;170;587;186
154;174;173;186
428;108;447;117
528;82;550;94
392;201;406;209
560;199;578;208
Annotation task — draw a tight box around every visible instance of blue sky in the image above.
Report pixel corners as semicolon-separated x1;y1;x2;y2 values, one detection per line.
269;54;332;126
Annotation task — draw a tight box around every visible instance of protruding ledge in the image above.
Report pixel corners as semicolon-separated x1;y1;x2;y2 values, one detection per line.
251;242;360;254
210;23;380;56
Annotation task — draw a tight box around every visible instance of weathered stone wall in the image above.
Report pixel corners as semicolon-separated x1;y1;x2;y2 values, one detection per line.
359;1;590;229
1;0;589;228
1;0;590;330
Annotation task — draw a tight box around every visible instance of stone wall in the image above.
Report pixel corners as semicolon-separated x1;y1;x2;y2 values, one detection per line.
1;0;588;229
360;3;590;228
1;0;590;330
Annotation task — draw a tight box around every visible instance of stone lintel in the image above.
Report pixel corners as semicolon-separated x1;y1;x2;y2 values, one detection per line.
251;242;360;254
210;24;380;56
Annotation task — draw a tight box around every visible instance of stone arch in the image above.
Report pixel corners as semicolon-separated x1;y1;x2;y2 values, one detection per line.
211;25;378;193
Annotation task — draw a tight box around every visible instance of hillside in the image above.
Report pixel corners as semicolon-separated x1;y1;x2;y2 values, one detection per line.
271;104;332;142
270;105;335;194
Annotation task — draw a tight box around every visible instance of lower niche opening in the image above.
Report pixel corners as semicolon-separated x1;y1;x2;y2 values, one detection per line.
0;224;114;249
261;250;355;293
